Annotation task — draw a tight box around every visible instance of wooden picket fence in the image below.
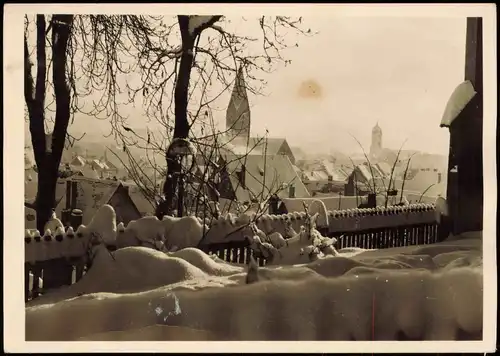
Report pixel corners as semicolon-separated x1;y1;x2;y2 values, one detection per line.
25;204;445;302
199;221;441;265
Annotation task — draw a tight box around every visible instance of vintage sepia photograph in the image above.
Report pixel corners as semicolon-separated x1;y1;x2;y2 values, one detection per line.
3;3;497;353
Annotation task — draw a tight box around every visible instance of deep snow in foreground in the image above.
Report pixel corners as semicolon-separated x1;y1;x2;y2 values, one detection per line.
25;236;483;341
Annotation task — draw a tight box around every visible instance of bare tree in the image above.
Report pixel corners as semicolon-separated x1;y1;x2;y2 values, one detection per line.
346;135;417;208
24;15;191;230
116;15;313;218
24;15;73;231
24;14;313;230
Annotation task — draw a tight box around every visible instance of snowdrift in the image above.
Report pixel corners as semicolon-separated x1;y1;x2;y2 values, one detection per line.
28;246;245;305
26;237;483;341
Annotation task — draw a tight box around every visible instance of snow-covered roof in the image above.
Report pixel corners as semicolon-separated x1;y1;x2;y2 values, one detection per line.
71;156;86;167
222;154;310;202
357;164;373;181
302;170;329;182
124;183;157;217
440;80;477;128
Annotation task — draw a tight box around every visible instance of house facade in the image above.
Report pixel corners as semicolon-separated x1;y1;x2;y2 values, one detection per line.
55;176;143;226
216;153;310;211
344;162;401;196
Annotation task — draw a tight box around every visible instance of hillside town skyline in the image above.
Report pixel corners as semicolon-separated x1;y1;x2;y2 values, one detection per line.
23;16;465;156
25;64;450;229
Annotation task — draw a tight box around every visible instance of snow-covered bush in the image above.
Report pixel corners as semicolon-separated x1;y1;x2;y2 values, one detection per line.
283;218;298;238
126;216;165;247
245;207;339;265
264;231;288;249
116;222;140;249
75;204;117;246
162;215;206;250
118;214;204;252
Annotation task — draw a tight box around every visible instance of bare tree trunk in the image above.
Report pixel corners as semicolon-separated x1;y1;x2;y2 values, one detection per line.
158;15;221;218
158;17;193;218
24;14;74;232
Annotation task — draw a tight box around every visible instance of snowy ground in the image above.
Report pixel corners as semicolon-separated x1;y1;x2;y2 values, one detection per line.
25;235;483;341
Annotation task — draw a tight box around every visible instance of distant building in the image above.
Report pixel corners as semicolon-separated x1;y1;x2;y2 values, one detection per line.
226;66;251;141
365;123;448;183
226;136;297;165
370;122;383;158
217;154;310;207
70;155;87;168
344;162;402;196
191;65;305;211
222;67;296;164
300;159;350;195
54;176;143;225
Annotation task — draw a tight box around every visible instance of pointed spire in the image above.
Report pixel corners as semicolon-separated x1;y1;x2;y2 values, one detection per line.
234;65;247;99
373;121;382;133
226;64;251;139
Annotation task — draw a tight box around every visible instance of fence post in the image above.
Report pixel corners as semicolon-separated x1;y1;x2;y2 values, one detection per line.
70;209;83;229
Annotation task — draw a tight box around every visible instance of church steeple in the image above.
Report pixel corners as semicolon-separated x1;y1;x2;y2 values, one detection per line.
226;66;251;140
370;122;383;158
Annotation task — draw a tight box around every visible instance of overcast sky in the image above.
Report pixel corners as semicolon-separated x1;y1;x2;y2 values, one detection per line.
247;16;467;155
26;15;467;156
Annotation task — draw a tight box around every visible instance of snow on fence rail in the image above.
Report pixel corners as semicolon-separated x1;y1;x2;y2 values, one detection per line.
25;203;442;301
201;203;439;243
199;203;442;265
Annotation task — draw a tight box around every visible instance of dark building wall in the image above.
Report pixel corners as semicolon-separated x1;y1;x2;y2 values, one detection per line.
344;168;371;196
447;94;483;234
446;17;483;235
